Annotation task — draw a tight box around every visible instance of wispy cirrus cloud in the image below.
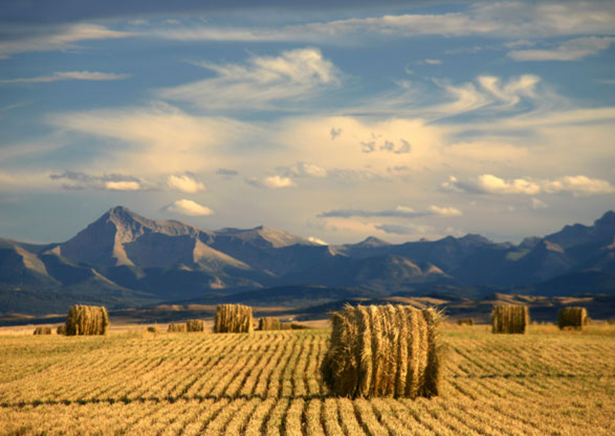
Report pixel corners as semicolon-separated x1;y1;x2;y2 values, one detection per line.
319;205;462;219
147;2;615;44
158;47;340;111
0;23;133;59
0;71;131;84
509;37;615;61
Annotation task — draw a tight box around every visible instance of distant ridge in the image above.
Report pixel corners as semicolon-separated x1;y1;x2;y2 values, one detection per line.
1;206;614;315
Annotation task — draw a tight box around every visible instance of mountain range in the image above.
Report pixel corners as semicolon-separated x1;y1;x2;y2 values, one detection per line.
1;206;615;315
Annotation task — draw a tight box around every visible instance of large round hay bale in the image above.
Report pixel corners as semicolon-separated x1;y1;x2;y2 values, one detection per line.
64;305;109;336
33;326;52;335
214;304;253;333
259;317;281;331
320;304;442;398
558;307;587;330
56;324;66;335
167;323;187;333
186;319;205;332
492;305;529;334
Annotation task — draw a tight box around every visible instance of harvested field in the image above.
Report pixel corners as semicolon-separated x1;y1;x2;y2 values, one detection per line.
1;324;614;435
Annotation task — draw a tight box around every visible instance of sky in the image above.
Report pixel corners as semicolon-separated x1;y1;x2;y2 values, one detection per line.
1;0;614;245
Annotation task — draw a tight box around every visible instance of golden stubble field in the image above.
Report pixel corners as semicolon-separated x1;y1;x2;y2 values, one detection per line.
1;324;614;436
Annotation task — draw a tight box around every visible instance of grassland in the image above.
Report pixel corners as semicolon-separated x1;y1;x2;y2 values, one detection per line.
1;324;614;435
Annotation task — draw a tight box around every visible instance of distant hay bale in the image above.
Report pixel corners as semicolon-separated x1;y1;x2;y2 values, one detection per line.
167;323;187;333
290;323;310;330
56;324;66;335
64;305;109;336
320;304;442;398
259;317;281;331
33;326;52;335
456;318;474;326
280;323;292;330
214;304;253;333
186;319;205;332
558;307;587;330
491;305;529;334
147;326;159;334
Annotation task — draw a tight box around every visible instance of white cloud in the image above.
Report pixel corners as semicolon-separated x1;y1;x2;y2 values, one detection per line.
0;71;131;84
158;48;340;111
163;199;213;216
543;175;615;195
445;174;615;196
49;103;258;175
0;23;133;59
246;175;296;189
509;37;615;61
531;198;549;209
276;162;327;178
167;174;206;193
148;2;615;43
308;236;328;245
429;205;463;217
105;181;141;191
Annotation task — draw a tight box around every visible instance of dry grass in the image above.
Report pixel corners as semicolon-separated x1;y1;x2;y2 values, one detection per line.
33;326;52;335
64;305;109;336
320;304;442;398
558;307;588;330
186;319;205;332
491;305;529;334
1;324;615;435
167;323;187;333
214;304;253;333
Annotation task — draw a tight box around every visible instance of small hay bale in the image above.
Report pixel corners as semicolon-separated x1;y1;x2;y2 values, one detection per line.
33;326;52;335
290;323;310;330
186;319;205;332
558;307;587;330
456;318;474;326
491;305;529;334
320;304;442;398
280;323;292;330
56;324;66;335
259;317;281;331
214;304;253;333
167;323;187;333
64;305;109;336
147;326;159;334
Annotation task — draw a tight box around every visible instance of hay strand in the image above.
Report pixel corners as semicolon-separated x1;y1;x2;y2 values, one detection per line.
320;304;442;398
64;305;109;336
558;307;587;330
214;304;253;333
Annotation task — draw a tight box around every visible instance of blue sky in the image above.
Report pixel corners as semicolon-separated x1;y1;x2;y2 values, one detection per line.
1;1;614;244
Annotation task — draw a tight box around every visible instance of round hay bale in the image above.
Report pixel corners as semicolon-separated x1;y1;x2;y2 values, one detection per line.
456;318;474;326
558;307;587;330
214;304;253;333
186;319;205;332
167;323;187;333
259;317;281;331
320;304;442;398
492;305;529;334
33;326;52;335
56;324;67;335
64;305;109;336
